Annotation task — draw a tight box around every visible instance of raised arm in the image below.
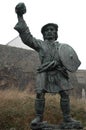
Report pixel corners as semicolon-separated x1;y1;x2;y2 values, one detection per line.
14;3;41;51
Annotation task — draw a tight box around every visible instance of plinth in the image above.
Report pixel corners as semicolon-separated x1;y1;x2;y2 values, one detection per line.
30;121;83;130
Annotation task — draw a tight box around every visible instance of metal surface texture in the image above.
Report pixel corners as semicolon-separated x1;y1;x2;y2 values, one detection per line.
58;44;81;72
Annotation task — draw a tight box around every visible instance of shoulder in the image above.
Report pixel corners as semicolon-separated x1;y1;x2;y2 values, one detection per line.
56;42;69;48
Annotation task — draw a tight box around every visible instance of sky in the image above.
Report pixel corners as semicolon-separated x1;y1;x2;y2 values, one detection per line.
0;0;86;70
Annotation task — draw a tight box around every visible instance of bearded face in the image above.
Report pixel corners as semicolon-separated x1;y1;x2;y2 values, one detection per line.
43;25;58;41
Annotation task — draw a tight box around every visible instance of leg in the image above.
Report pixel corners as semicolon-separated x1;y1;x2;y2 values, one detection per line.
31;92;45;125
59;91;78;123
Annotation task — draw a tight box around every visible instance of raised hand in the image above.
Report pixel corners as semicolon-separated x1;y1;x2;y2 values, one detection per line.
14;3;28;33
15;3;26;21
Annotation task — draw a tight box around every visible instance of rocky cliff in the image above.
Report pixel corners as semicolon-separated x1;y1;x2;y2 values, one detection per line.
0;45;40;91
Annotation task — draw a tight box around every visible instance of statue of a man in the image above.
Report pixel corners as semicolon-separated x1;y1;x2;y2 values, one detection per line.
14;3;81;126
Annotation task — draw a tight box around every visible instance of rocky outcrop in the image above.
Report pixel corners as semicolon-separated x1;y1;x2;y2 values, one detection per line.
0;45;40;91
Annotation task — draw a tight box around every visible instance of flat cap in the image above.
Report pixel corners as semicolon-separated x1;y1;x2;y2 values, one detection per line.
41;23;58;34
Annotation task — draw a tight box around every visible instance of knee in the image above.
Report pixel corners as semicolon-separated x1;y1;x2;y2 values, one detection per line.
36;92;45;99
59;91;69;100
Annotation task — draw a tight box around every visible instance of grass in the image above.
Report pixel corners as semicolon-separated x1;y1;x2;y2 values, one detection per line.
0;89;86;130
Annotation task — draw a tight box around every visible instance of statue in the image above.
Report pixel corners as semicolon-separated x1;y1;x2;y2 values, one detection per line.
14;3;83;130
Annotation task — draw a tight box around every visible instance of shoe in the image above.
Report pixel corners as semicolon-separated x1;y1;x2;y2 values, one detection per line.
31;116;42;126
64;116;80;123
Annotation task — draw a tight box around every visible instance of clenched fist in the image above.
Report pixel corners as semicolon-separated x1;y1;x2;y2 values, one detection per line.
15;2;26;16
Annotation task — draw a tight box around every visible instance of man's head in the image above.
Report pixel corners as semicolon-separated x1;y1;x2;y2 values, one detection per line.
41;23;58;41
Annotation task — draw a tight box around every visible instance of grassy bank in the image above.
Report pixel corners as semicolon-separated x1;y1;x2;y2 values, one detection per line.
0;89;86;130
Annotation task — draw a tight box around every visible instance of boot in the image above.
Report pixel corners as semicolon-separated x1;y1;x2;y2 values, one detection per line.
31;98;45;126
60;98;78;123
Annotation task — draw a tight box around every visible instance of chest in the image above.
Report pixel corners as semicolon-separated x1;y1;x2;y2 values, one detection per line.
39;42;60;62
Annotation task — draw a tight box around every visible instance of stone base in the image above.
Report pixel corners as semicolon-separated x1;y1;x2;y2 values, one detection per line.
59;121;83;129
30;121;83;130
30;121;59;130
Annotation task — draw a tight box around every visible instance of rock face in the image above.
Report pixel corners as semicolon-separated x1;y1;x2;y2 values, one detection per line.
0;44;86;97
0;44;40;72
0;45;40;91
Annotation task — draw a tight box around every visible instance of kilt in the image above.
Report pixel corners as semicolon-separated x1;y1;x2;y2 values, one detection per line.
35;70;73;93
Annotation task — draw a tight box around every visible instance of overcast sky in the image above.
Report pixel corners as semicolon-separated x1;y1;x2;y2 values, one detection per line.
0;0;86;69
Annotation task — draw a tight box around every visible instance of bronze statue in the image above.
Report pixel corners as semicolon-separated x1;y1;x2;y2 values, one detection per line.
14;3;83;129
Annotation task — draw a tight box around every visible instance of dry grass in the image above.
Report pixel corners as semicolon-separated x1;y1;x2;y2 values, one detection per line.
0;89;86;130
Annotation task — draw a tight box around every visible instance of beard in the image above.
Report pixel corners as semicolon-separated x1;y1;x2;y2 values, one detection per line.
43;32;58;41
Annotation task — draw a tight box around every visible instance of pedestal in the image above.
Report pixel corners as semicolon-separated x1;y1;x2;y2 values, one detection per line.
60;121;83;129
30;121;83;130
